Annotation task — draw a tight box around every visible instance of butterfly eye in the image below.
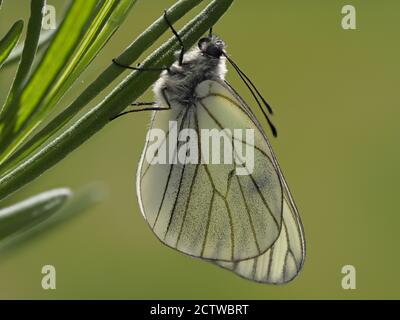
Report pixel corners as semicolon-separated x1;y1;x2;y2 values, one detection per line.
205;45;222;58
198;37;211;49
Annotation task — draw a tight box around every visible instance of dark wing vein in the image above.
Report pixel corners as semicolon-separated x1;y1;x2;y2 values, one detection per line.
225;199;236;260
248;174;280;231
175;163;199;247
203;163;235;261
199;101;280;232
252;257;258;278
236;176;261;254
142;108;185;178
201;191;216;256
175;110;202;247
165;108;193;237
198;100;273;164
203;93;273;160
203;93;242;110
223;80;305;269
151;108;190;229
266;247;274;280
283;215;301;269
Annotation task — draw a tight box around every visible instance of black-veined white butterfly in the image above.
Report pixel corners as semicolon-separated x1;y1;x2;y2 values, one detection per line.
112;12;305;284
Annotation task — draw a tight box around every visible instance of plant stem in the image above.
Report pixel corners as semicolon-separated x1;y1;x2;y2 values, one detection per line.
0;0;45;131
0;0;234;200
1;0;203;172
0;20;24;70
0;0;99;163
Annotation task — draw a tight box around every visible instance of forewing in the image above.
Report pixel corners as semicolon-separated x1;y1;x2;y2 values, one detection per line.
136;80;283;262
214;80;306;283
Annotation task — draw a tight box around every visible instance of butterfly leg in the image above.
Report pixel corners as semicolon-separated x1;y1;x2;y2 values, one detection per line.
131;102;157;106
112;59;170;73
110;103;170;121
109;89;172;121
112;11;184;71
161;87;172;108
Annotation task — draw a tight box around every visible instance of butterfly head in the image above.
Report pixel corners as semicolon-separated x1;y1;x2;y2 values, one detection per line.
198;35;226;59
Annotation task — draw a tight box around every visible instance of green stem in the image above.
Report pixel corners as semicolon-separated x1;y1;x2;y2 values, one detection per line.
2;0;72;68
0;0;234;200
2;30;55;68
0;0;45;124
0;0;46;166
0;0;99;163
1;0;204;171
0;188;71;240
0;20;24;70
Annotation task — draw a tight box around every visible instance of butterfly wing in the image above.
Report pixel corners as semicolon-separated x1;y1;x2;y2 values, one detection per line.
216;188;305;284
136;79;283;262
214;80;306;283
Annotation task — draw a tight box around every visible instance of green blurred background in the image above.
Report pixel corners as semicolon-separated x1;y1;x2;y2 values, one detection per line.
0;0;399;299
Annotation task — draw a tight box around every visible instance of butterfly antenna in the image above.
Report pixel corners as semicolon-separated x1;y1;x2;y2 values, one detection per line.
225;54;273;115
223;53;277;137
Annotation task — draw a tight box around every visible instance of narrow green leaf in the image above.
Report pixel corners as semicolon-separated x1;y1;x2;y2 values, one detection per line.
0;0;234;200
2;0;203;173
0;0;46;164
0;0;137;167
0;184;103;253
3;1;73;68
0;1;45;123
0;188;71;241
0;20;24;70
24;0;138;138
72;0;138;76
2;30;55;68
0;0;99;163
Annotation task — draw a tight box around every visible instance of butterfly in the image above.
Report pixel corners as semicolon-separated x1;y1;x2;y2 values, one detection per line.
112;12;305;284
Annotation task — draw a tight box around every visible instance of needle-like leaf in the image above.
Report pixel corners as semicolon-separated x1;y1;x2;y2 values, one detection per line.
0;20;24;70
1;0;204;173
0;188;72;241
0;185;103;253
0;0;45;139
0;0;234;200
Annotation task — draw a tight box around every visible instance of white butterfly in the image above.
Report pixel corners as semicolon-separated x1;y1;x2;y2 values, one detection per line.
113;16;305;284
